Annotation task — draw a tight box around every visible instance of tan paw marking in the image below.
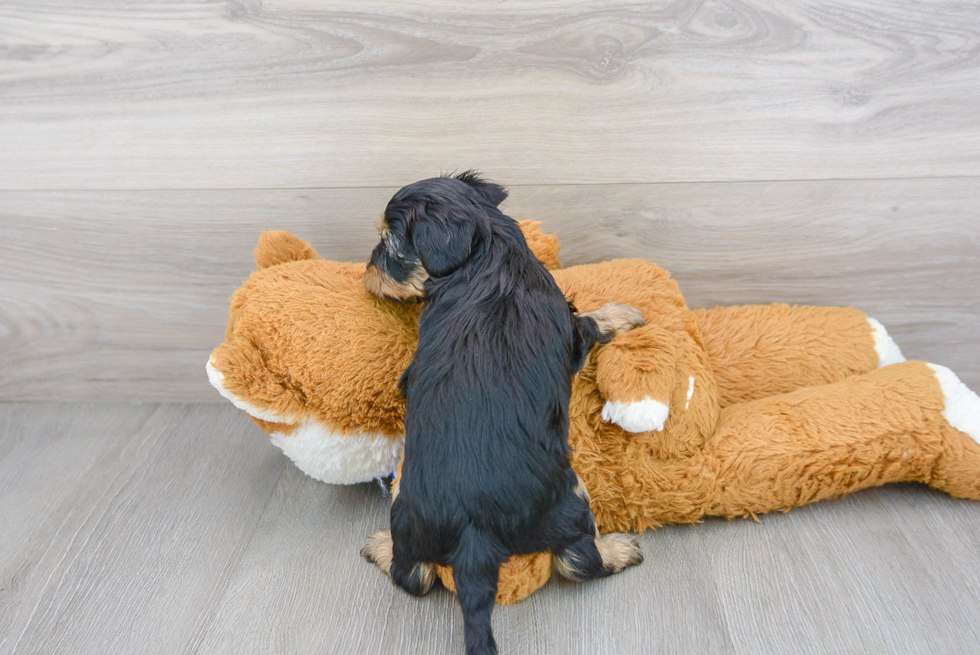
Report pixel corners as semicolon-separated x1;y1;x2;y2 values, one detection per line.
412;562;438;596
361;529;393;575
582;302;646;337
596;532;644;572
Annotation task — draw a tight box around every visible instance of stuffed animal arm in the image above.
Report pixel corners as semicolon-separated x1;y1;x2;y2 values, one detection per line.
593;301;908;434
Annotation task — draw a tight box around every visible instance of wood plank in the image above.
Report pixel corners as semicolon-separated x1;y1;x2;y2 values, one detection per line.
1;403;285;655
1;178;977;401
196;463;735;654
195;465;457;655
516;524;735;655
1;1;979;188
0;402;154;641
700;485;980;655
895;484;980;610
2;402;979;653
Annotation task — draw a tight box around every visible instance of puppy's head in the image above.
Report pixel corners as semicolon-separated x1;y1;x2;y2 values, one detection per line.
364;171;508;301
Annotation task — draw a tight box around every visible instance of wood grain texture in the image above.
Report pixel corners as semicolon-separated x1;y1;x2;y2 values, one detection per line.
3;403;979;654
1;177;978;402
701;484;980;655
893;484;980;611
0;403;284;655
195;464;463;655
0;402;154;644
198;463;735;655
1;1;979;188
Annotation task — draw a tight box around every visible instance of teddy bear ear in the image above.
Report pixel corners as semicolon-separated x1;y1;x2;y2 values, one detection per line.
254;231;321;270
517;220;562;270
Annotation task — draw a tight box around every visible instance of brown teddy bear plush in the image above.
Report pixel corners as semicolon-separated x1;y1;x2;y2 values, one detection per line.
208;222;980;604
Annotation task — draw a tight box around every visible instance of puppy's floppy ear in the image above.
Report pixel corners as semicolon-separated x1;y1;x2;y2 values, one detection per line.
454;170;508;207
411;205;477;277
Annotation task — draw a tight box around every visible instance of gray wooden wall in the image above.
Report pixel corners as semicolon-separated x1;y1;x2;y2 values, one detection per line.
2;0;979;400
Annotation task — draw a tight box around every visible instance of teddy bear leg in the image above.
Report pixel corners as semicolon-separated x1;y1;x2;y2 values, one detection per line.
702;361;977;519
695;303;904;407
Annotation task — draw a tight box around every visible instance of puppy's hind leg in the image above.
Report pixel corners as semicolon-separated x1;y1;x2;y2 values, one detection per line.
549;476;643;582
361;528;437;597
391;537;438;597
361;529;395;574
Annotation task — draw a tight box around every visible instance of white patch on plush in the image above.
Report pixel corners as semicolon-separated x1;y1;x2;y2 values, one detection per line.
207;358;403;483
867;318;906;368
270;422;404;485
602;397;670;433
928;364;980;445
206;359;295;424
685;376;695;410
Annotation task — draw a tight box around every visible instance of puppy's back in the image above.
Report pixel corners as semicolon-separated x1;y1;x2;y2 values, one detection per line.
399;217;577;544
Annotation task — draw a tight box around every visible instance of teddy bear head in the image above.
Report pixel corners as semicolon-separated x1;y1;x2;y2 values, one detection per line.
207;231;421;483
207;224;563;484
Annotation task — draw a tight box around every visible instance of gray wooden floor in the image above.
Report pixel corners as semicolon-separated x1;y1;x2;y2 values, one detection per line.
2;401;979;655
3;1;980;653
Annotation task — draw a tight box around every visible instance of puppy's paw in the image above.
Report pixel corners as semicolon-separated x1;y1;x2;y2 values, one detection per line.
361;529;394;575
583;302;646;338
597;532;644;573
404;562;438;597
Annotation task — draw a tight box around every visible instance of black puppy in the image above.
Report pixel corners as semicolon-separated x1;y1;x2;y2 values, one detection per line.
362;172;645;655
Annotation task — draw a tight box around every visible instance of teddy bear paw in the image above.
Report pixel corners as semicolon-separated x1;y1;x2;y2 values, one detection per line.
601;397;669;433
928;364;980;445
868;317;906;368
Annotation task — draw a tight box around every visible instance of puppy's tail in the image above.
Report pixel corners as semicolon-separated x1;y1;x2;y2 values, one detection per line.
453;528;503;655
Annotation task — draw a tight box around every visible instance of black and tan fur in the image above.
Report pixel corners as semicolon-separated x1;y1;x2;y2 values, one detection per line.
361;172;644;655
